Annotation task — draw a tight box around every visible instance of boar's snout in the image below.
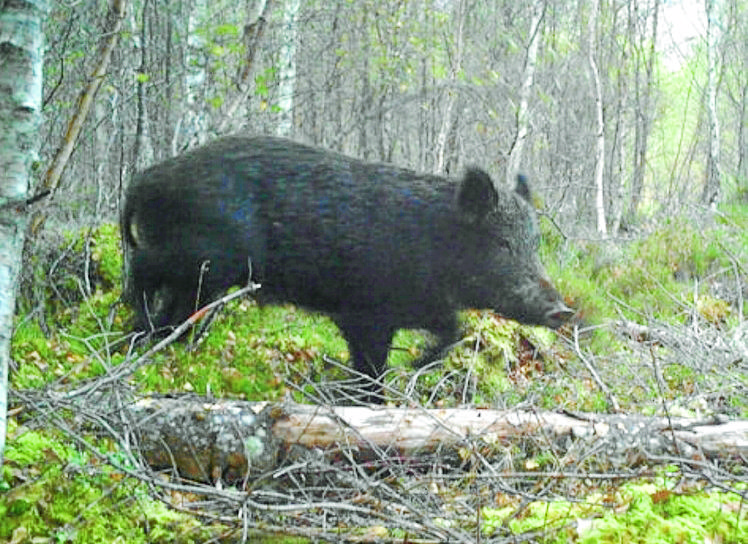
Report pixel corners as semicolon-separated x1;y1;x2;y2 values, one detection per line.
545;300;575;329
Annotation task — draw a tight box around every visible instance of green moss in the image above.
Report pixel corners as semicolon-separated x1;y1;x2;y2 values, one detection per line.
132;300;350;400
579;482;748;544
1;424;216;543
481;481;747;544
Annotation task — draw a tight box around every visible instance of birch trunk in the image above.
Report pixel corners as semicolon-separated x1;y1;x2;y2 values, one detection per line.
434;0;466;174
587;0;607;236
506;0;544;185
180;0;208;149
702;0;722;205
275;0;301;137
0;0;48;469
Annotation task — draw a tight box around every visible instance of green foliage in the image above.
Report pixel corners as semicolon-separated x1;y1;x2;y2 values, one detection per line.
578;482;748;544
13;224;128;390
542;216;735;326
481;480;748;543
1;422;216;543
254;66;278;98
133;300;348;400
391;310;570;407
214;23;239;37
85;223;123;286
538;207;748;413
207;94;224;109
648;64;704;207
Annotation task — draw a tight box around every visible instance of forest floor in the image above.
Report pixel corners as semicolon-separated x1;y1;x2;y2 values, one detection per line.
2;207;747;543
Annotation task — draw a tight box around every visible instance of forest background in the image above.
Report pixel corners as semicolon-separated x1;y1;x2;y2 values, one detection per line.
38;0;748;230
1;0;747;542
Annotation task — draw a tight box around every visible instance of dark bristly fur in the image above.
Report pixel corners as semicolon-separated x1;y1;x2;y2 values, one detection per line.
122;136;573;399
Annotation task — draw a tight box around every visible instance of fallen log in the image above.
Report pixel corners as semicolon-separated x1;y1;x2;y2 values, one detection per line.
114;396;748;483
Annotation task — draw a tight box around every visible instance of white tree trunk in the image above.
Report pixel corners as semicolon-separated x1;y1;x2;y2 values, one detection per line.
132;0;153;167
506;0;544;185
0;0;48;469
180;0;208;149
275;0;301;137
703;0;722;205
434;0;466;175
587;0;607;236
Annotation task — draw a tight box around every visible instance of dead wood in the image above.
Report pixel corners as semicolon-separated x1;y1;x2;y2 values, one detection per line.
101;395;748;483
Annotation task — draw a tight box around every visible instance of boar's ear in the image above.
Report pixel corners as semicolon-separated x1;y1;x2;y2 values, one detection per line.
514;174;532;203
457;168;499;221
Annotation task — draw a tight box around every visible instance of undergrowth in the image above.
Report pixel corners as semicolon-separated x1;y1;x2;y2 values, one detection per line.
4;204;747;543
482;476;747;543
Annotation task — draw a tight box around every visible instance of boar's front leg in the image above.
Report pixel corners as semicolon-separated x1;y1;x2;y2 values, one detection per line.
336;314;396;402
413;312;459;369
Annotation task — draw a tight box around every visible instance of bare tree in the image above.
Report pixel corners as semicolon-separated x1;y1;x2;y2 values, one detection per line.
216;0;272;134
628;0;659;221
702;0;722;205
0;0;48;467
587;0;607;235
506;0;545;185
180;0;209;149
42;0;127;198
132;0;153;170
728;0;748;186
434;0;466;174
275;0;301;137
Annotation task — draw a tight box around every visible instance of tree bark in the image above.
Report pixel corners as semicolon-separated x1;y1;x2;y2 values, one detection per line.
0;0;49;469
179;0;209;150
90;395;748;484
132;0;152;171
739;83;748;186
434;0;465;175
587;0;607;236
702;0;722;205
215;0;271;134
275;0;301;137
506;0;544;185
628;0;659;221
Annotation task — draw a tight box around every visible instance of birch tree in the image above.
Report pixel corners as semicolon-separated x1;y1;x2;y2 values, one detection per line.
587;0;607;235
179;0;209;150
730;0;748;185
506;0;544;185
275;0;301;137
702;0;722;205
434;0;466;174
628;0;659;221
0;0;48;468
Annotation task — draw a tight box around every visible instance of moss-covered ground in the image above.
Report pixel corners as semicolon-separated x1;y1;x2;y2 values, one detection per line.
3;205;747;542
